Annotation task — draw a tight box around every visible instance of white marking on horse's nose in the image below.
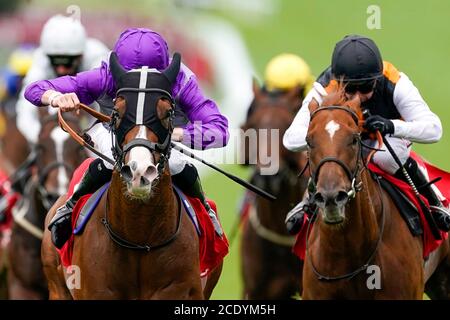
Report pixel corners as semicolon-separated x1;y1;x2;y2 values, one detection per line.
50;127;70;195
325;120;340;141
127;126;158;188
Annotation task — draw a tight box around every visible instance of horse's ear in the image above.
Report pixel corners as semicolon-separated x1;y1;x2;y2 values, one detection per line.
282;85;302;114
162;52;181;84
252;77;262;99
109;52;126;83
308;97;320;114
286;85;301;100
345;94;363;117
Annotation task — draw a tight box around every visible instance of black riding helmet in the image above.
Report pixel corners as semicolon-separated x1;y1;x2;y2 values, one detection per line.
331;35;383;82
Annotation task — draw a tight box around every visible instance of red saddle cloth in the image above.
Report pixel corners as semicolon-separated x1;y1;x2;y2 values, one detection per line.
293;152;450;260
0;169;19;232
58;158;228;277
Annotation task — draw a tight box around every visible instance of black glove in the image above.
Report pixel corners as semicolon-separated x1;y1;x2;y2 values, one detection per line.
364;115;394;134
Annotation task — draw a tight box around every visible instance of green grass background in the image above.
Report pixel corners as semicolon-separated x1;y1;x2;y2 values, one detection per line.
9;0;450;299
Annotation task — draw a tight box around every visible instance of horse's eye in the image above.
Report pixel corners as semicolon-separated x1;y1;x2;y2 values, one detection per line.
165;109;174;119
306;138;314;149
350;135;359;146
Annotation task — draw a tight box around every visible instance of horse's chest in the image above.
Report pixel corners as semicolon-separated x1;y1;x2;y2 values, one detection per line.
72;234;200;299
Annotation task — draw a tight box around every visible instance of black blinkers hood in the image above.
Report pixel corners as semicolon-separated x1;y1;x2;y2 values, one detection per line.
109;52;181;145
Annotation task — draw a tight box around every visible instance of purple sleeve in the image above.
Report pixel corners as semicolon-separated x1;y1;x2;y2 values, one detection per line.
176;74;229;150
24;61;112;106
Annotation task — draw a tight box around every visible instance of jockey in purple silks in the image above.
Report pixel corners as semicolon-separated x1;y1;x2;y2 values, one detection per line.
25;28;229;249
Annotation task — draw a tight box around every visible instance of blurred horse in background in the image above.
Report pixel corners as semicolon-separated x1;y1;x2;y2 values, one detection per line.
239;80;309;299
0;109;30;170
7;113;85;299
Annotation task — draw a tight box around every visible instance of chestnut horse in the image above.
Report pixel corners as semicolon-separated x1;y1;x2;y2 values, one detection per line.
42;53;222;299
302;87;450;299
240;81;308;299
7;114;85;299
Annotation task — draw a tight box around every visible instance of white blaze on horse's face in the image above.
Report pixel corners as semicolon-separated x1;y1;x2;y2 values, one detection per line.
126;125;158;196
325;120;340;141
50;127;69;196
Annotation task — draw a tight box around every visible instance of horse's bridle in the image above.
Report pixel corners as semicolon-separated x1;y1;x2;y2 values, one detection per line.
100;87;182;251
36;114;79;211
305;105;386;281
110;87;175;177
308;106;364;198
37;161;73;211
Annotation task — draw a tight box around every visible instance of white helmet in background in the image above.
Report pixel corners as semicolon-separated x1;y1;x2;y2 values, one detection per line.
40;15;86;56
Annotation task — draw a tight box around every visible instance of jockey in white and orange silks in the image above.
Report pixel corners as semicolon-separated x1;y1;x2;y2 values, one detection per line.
283;35;450;234
24;28;229;249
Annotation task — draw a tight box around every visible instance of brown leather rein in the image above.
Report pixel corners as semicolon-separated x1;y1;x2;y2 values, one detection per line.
57;103;115;165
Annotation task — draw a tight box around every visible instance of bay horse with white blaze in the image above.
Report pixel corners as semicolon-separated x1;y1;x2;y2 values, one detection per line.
302;86;450;299
42;53;222;299
240;81;308;299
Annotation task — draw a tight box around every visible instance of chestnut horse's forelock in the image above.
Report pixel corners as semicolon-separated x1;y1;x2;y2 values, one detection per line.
309;83;364;127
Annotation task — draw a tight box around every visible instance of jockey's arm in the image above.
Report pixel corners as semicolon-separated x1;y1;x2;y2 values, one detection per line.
176;65;229;150
283;82;327;151
24;63;109;110
391;73;442;144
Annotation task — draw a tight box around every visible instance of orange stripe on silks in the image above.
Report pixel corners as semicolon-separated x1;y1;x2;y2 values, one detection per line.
325;79;339;94
383;61;401;84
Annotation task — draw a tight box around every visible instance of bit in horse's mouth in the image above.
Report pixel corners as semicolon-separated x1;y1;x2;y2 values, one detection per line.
323;217;344;225
322;207;345;225
121;180;151;201
128;187;151;200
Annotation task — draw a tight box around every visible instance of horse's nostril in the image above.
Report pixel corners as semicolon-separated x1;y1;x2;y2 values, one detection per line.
140;176;150;186
335;191;349;205
313;193;325;206
145;165;157;180
120;165;133;183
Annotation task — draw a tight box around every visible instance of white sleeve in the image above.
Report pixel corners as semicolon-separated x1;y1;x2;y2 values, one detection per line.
15;49;51;144
392;72;442;143
282;82;327;151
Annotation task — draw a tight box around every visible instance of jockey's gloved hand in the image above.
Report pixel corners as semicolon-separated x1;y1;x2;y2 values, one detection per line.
364;115;394;135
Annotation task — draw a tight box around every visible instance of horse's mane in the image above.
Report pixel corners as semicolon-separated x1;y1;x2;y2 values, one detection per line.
308;80;363;121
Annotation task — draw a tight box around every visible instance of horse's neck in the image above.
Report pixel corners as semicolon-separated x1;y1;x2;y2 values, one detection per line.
107;171;178;244
28;180;48;229
317;170;382;261
254;166;305;233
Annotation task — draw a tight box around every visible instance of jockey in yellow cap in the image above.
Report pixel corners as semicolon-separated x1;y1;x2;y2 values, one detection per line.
264;53;315;95
246;53;315;120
